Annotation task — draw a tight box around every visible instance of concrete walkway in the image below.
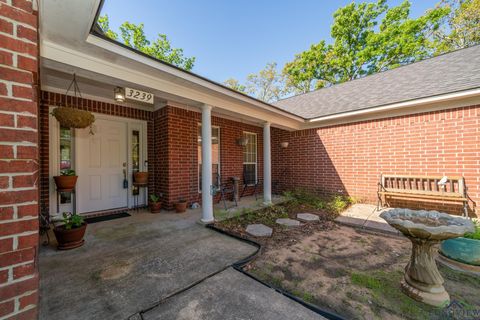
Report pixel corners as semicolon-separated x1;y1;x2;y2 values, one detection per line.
143;268;323;320
335;204;400;235
39;210;324;320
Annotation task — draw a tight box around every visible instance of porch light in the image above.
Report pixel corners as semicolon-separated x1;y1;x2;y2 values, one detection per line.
280;142;289;148
236;136;249;146
114;87;125;102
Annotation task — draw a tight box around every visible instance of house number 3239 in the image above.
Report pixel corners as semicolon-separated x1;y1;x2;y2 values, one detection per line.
125;87;154;104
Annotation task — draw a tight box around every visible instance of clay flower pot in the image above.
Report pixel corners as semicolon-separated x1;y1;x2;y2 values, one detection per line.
150;202;162;213
134;172;149;185
175;200;187;213
54;176;78;191
53;223;87;250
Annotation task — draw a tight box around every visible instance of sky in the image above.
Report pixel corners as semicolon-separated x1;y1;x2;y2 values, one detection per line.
100;0;441;84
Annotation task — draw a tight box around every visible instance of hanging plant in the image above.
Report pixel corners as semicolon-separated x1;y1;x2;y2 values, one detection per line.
52;107;95;129
52;74;95;133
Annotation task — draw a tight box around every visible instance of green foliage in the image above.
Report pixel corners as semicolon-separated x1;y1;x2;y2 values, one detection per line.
284;0;448;89
350;271;433;319
464;219;480;240
149;194;161;204
245;62;287;103
60;169;76;176
98;15;195;71
283;188;353;214
435;0;480;53
62;212;84;230
223;78;247;93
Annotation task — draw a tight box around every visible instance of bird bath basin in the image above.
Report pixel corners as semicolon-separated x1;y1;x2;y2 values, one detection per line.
380;209;474;307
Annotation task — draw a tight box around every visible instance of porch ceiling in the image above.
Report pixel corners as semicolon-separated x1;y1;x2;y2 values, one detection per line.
39;0;304;130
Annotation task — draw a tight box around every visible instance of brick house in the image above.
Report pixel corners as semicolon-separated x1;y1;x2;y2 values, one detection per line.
1;0;479;318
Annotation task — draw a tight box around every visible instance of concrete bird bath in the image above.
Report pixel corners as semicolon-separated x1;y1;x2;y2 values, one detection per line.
380;209;474;307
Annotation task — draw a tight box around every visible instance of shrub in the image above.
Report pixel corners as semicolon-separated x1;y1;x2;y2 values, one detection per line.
464;219;480;240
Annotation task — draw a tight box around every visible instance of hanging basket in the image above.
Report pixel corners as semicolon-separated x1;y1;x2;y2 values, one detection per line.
52;106;95;129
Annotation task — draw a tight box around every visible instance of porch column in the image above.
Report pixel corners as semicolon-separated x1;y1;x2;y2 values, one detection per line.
201;104;214;223
263;122;272;204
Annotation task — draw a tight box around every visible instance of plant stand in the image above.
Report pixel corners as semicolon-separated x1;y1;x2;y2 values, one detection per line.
56;187;76;215
133;182;148;211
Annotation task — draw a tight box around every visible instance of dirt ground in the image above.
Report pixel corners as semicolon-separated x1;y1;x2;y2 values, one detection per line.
216;212;480;320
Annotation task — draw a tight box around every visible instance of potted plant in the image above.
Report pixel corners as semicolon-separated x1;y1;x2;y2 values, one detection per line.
175;198;188;213
53;212;87;250
53;169;78;191
134;171;149;185
440;219;480;266
150;194;162;213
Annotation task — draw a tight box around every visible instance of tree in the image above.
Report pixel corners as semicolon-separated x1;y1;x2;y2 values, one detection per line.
435;0;480;52
223;78;246;93
244;62;288;103
98;15;195;71
283;0;448;88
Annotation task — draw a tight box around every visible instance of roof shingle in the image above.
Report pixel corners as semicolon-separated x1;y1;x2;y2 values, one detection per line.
274;45;480;119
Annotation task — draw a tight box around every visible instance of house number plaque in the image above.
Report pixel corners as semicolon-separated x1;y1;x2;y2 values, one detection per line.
125;87;154;104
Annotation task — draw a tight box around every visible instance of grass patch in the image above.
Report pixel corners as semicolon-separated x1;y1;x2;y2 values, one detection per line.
464;219;480;240
349;270;435;319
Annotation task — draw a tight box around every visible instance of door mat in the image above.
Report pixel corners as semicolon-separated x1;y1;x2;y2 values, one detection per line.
84;212;131;224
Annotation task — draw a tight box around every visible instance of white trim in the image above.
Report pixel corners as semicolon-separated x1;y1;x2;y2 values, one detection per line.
48;108;148;215
41;40;303;130
85;35;304;122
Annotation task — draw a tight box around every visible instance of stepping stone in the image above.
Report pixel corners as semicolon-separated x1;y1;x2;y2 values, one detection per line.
297;213;320;222
246;224;273;237
276;218;301;227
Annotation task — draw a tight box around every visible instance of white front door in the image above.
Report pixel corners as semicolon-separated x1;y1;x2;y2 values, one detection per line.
76;118;128;214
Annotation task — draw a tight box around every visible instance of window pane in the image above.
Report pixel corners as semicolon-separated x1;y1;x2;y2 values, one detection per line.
198;125;220;191
132;130;140;195
59;127;72;204
242;132;257;183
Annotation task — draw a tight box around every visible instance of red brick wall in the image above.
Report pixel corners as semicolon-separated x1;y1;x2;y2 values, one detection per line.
39;91;154;215
272;105;480;217
159;106;264;209
0;1;40;319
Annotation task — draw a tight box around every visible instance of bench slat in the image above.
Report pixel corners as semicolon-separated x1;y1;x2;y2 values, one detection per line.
378;192;467;201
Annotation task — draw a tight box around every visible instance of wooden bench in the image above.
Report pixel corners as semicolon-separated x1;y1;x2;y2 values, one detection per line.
377;174;469;216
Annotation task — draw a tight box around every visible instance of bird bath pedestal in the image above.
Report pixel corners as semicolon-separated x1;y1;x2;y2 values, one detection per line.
380;209;474;307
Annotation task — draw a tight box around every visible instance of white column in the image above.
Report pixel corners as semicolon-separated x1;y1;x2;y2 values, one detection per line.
201;104;214;223
263;122;272;204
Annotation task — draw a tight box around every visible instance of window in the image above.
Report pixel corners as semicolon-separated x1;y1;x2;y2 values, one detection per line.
198;125;220;191
242;132;257;184
59;127;72;204
132;130;140;195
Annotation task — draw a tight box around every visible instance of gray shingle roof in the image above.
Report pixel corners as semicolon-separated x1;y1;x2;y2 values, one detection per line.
274;45;480;119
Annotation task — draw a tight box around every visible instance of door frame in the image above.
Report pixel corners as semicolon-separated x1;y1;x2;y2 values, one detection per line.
49;108;148;216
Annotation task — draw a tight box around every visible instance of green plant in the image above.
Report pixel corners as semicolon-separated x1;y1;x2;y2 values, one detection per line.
60;169;76;176
149;194;161;204
464;219;480;240
61;212;84;230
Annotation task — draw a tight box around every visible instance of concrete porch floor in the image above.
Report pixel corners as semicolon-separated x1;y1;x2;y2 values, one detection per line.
39;202;323;320
335;203;400;235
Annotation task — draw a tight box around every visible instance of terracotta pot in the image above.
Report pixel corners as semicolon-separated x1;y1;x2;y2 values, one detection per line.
150;202;162;213
175;201;187;213
53;223;87;250
53;175;78;192
134;172;149;185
